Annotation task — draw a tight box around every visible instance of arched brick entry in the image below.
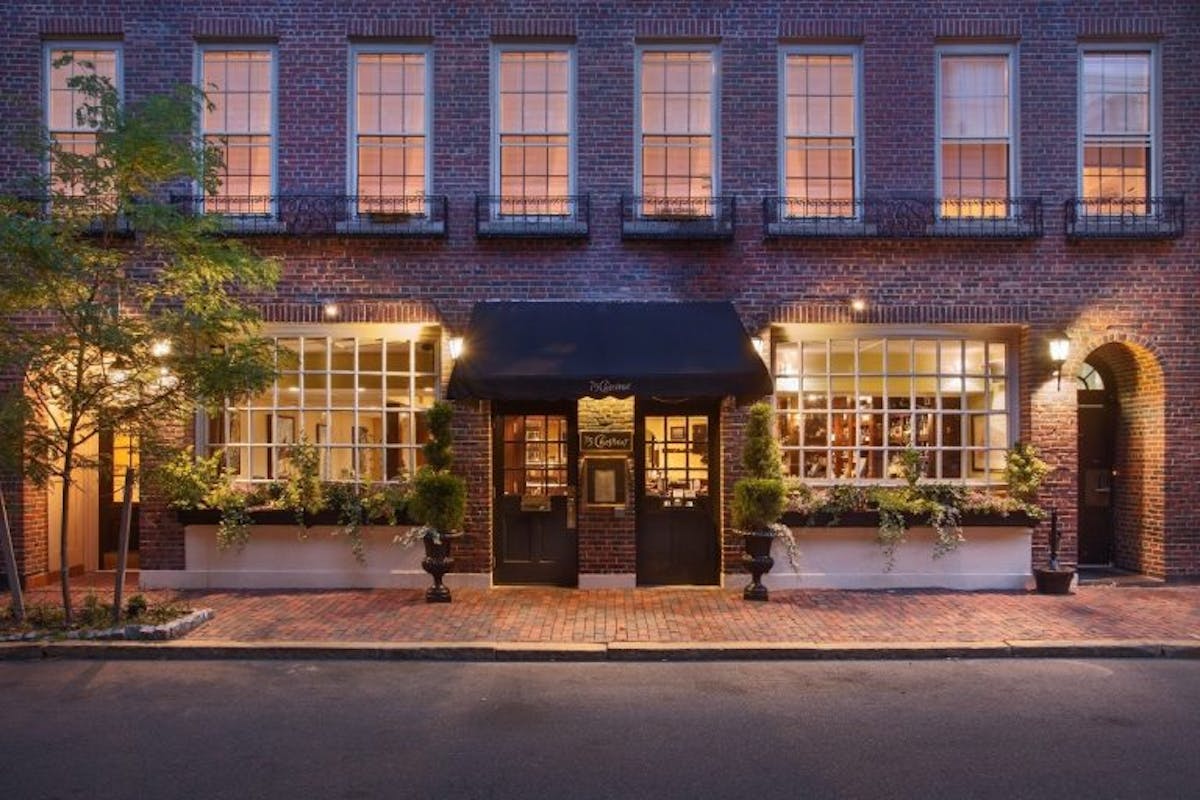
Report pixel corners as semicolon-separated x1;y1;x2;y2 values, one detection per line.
1080;341;1166;577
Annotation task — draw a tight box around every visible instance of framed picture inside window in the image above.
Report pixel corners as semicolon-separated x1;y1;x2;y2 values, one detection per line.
267;414;295;478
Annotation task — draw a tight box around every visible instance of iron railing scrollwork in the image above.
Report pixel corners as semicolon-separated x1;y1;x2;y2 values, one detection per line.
474;195;590;237
168;194;449;236
763;196;1043;239
620;195;736;240
1063;196;1184;240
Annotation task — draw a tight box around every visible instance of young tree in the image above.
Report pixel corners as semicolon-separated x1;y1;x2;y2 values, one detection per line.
0;57;278;623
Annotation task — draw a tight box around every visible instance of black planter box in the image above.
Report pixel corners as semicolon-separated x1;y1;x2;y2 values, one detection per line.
779;510;1037;528
176;507;415;527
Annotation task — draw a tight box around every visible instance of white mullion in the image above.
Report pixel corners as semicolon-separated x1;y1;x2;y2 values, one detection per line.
352;337;360;484
324;335;332;481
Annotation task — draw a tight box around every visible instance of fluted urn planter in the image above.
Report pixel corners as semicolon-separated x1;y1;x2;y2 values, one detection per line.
741;531;776;601
421;531;462;603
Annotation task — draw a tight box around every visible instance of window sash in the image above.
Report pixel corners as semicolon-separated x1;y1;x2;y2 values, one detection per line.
211;333;439;484
200;48;274;211
354;50;427;210
782;51;858;216
938;53;1012;218
496;49;572;205
773;335;1012;485
46;47;120;198
639;50;715;207
1081;50;1154;205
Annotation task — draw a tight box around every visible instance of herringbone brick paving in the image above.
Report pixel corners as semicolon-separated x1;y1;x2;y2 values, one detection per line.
21;575;1199;644
181;586;1200;644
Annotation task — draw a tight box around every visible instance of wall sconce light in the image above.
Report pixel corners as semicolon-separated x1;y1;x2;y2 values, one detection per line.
751;336;767;360
448;336;464;360
1048;331;1070;389
849;297;867;314
322;302;340;319
150;339;172;358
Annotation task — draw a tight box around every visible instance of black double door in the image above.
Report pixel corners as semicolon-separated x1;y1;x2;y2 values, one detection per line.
492;405;578;586
636;400;719;585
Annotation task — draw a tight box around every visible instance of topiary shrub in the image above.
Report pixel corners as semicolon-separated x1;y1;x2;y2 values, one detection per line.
732;402;786;532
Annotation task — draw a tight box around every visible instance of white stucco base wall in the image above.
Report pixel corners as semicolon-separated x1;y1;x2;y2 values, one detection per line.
577;573;637;589
138;525;492;590
750;525;1033;591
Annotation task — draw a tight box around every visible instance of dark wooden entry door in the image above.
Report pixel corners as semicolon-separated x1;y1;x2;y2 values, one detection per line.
98;429;139;570
493;408;578;585
636;402;719;585
1078;389;1115;565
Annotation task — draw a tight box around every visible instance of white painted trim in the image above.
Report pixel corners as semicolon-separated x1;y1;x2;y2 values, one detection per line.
934;44;1019;213
489;43;577;202
194;42;279;210
777;45;863;215
1075;43;1161;200
633;43;721;208
346;43;433;207
578;573;637;589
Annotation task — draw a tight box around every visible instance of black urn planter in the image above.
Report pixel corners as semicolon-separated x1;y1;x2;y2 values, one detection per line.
741;531;776;602
1033;568;1075;595
421;531;456;603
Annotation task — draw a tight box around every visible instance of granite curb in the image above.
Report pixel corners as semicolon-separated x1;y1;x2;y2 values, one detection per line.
2;639;1198;662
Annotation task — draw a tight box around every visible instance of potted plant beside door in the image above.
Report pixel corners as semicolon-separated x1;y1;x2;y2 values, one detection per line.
732;402;789;601
401;401;467;602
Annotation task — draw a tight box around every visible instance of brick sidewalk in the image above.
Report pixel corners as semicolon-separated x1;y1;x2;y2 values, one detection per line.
176;585;1200;645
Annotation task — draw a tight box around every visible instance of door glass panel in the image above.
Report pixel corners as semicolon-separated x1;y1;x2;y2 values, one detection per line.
500;415;569;497
644;414;709;503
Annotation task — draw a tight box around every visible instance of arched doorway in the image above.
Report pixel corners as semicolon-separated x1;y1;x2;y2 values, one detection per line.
1076;342;1166;576
1076;361;1115;564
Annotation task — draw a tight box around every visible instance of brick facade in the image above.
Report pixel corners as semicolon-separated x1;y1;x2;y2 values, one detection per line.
1;1;1196;585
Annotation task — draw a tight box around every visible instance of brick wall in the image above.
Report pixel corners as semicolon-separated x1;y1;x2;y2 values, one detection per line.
2;1;1197;580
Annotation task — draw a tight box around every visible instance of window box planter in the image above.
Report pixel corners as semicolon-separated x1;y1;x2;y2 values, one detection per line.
753;511;1036;590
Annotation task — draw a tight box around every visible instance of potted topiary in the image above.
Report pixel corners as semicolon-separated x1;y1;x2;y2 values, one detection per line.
400;401;467;602
1005;441;1072;594
732;402;788;601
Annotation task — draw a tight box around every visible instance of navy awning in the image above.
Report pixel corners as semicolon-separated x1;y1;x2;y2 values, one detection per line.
446;301;773;402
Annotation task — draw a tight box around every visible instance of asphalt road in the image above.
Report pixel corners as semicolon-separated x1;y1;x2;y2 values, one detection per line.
2;659;1198;799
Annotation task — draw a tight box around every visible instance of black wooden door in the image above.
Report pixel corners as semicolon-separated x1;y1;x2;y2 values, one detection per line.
493;409;578;585
636;402;719;585
1078;389;1115;565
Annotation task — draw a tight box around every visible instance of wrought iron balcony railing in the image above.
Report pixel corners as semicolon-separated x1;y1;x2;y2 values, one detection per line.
621;195;736;240
1064;196;1185;240
7;195;134;236
169;194;448;236
474;195;590;237
763;196;1043;239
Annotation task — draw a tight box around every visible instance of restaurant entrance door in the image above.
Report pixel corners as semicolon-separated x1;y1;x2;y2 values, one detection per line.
493;406;578;585
636;400;719;585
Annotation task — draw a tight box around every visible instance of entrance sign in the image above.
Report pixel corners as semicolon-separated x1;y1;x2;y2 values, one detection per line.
580;430;633;452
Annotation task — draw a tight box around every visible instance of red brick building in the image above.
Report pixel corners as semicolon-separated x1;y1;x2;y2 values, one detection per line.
2;1;1196;590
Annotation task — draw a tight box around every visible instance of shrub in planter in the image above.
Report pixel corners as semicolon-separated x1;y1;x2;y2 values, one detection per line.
732;402;795;600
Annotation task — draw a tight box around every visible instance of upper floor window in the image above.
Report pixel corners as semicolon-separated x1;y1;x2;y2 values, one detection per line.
494;48;573;216
781;49;858;218
637;48;717;217
45;45;121;197
937;49;1015;219
351;47;429;216
774;330;1014;486
1080;48;1155;215
206;328;440;484
199;47;275;215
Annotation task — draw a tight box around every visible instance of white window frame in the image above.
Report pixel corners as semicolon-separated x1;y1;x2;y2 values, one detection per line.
777;45;863;219
1076;43;1161;211
346;43;433;218
489;43;577;216
43;41;124;192
194;43;279;216
934;44;1020;219
770;324;1020;488
203;323;442;485
633;43;721;217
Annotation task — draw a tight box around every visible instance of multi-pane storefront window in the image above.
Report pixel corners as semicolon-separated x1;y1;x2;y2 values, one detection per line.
46;46;120;197
500;415;569;497
353;49;427;215
207;330;439;483
774;334;1012;484
200;48;274;215
1081;50;1153;214
939;52;1012;218
783;51;857;218
496;50;572;216
639;49;715;217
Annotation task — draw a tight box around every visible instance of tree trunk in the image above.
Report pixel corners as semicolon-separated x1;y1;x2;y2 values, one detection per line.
59;446;74;625
0;489;24;623
111;465;134;625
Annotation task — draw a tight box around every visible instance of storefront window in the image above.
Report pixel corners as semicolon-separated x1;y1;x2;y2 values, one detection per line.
773;333;1012;484
206;329;439;483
